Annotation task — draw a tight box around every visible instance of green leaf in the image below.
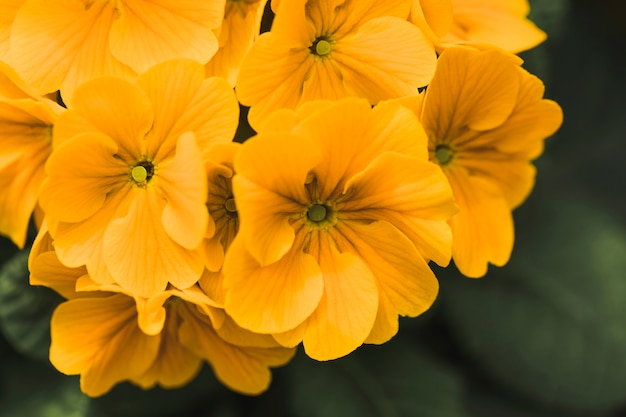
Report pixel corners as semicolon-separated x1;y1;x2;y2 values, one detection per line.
0;250;64;361
0;354;88;417
442;194;626;413
287;341;470;417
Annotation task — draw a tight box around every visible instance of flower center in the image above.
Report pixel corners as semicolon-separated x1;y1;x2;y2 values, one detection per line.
434;145;454;166
307;204;328;222
224;197;237;215
131;166;147;182
310;37;332;57
130;160;155;185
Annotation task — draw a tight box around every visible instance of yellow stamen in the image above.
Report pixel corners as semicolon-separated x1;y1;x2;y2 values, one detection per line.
131;165;148;182
315;40;332;56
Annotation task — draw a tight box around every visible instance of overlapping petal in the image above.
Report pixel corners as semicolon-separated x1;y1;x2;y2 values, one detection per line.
301;233;378;360
7;0;135;98
103;188;205;297
421;47;520;138
223;235;324;334
50;295;161;397
446;170;514;277
109;0;223;73
233;132;321;264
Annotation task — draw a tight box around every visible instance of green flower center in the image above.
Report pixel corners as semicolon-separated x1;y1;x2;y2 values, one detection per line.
434;145;454;166
224;197;237;214
130;160;154;185
310;37;332;57
307;204;328;222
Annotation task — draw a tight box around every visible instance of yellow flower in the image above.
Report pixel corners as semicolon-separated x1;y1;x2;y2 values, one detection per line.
401;47;562;277
223;98;456;360
0;62;63;248
5;0;225;99
39;60;239;297
410;0;546;53
205;0;268;86
0;0;24;59
236;0;437;127
200;143;241;305
29;239;296;397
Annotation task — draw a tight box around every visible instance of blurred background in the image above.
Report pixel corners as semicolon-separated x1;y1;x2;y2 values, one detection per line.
1;0;625;416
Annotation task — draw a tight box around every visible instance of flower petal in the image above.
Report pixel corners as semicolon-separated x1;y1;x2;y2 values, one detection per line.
301;233;378;360
159;132;208;249
52;186;132;285
233;132;321;265
131;309;202;390
7;0;135;98
0;1;23;59
236;33;313;127
337;221;439;344
109;0;222;73
55;76;153;159
135;60;239;163
342;152;456;265
293;98;425;200
50;295;160;397
447;168;514;277
223;235;324;334
40;132;128;223
103;188;205;297
334;17;436;101
446;1;546;53
29;251;87;300
178;301;295;395
422;47;519;138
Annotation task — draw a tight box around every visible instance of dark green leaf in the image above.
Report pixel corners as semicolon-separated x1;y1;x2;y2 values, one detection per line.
0;354;88;417
0;250;64;361
287;341;469;417
442;194;626;413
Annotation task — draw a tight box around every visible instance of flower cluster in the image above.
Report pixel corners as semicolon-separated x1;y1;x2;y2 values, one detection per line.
1;0;562;396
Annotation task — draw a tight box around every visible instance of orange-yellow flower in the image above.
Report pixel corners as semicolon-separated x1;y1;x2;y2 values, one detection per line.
38;59;239;297
200;143;241;305
205;0;268;86
400;47;562;277
0;62;63;248
29;244;295;396
223;98;457;360
5;0;225;99
236;0;437;126
410;0;546;53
